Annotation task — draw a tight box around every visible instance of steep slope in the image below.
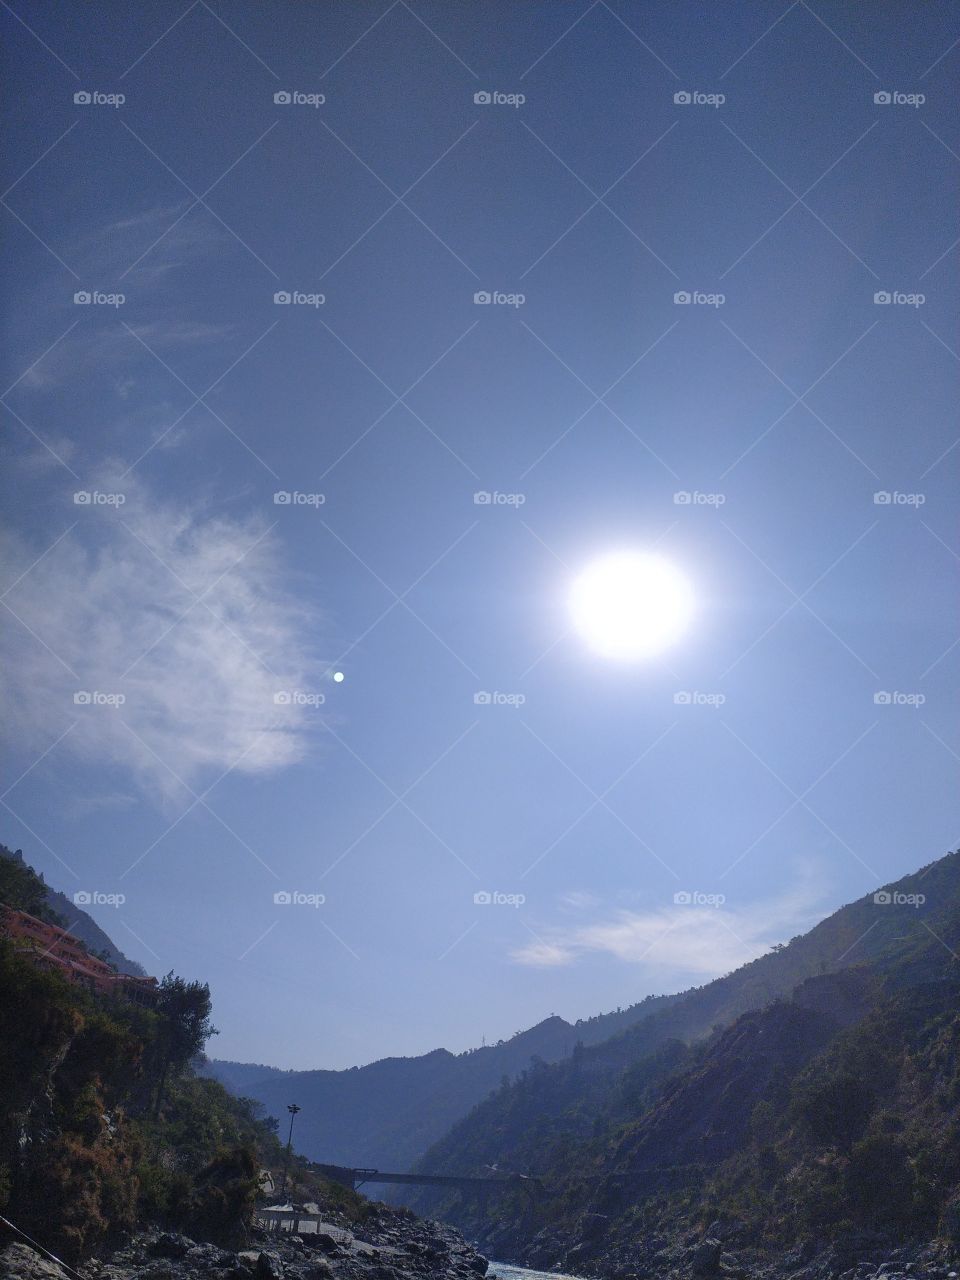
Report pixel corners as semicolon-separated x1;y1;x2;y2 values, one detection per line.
408;850;960;1238
463;965;960;1271
0;844;145;975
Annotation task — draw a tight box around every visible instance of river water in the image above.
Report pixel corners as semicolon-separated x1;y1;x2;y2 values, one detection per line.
488;1264;587;1280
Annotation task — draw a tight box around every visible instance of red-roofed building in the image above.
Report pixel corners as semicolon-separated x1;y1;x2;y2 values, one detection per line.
1;905;159;1006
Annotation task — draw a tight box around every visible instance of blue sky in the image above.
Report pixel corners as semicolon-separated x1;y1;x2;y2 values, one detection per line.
1;1;957;1069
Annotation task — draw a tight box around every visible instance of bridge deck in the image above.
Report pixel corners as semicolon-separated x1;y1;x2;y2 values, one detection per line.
310;1162;539;1194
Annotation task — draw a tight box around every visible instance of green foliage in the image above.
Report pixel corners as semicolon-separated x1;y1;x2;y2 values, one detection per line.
0;939;268;1261
0;843;63;923
411;854;960;1262
180;1145;258;1246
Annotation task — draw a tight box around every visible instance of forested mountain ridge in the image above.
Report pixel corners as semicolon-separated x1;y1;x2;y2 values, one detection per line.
201;990;686;1172
206;853;957;1189
402;850;960;1269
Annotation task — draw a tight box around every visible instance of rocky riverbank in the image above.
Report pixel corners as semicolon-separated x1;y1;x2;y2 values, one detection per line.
0;1204;488;1280
510;1218;960;1280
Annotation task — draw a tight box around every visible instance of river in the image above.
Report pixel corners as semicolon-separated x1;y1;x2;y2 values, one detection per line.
488;1264;588;1280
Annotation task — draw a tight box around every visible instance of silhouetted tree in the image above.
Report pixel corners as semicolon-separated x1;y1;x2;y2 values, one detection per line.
153;973;217;1116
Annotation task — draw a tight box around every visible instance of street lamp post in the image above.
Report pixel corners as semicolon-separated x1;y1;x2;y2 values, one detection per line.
278;1103;301;1205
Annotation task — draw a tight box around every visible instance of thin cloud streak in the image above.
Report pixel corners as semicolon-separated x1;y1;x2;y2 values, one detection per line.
511;873;829;976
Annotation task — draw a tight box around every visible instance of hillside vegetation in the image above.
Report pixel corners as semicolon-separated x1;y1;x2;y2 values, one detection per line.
406;851;960;1269
0;846;348;1261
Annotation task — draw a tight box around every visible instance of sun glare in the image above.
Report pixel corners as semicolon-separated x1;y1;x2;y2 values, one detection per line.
569;551;695;660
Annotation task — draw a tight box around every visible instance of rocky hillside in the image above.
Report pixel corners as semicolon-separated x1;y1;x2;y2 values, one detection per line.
0;1203;487;1280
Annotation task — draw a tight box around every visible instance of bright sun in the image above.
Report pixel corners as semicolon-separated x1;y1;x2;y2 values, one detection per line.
569;551;695;661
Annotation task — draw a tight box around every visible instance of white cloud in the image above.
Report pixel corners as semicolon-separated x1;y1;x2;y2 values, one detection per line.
511;874;826;977
2;474;324;804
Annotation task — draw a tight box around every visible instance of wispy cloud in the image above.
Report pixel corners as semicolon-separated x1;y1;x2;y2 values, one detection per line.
2;473;324;804
72;203;232;283
17;319;235;393
511;872;827;977
10;204;237;393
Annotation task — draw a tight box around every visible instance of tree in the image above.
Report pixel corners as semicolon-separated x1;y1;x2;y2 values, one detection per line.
0;845;62;923
152;974;217;1117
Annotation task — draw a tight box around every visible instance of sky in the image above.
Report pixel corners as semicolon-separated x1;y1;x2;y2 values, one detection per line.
1;1;957;1070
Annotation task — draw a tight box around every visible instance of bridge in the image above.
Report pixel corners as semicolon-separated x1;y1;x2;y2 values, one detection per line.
309;1162;541;1196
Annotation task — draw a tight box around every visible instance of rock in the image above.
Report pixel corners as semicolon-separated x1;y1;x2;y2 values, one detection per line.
256;1251;284;1279
578;1212;610;1241
689;1238;723;1277
149;1234;193;1260
0;1243;70;1280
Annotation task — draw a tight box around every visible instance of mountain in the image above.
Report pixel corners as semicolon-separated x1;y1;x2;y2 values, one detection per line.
401;850;960;1266
201;992;687;1174
203;850;957;1193
0;843;145;975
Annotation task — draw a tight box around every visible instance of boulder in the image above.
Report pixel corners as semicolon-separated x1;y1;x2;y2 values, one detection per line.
256;1251;284;1279
149;1234;193;1260
689;1238;723;1277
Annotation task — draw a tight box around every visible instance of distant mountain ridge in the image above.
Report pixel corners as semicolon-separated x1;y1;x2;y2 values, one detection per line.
203;853;958;1185
200;991;687;1173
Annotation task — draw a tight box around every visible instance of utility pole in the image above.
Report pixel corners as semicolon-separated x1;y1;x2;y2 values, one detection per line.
278;1103;301;1204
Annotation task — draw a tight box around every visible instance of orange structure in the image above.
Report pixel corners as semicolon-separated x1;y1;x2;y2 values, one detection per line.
0;905;159;1006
